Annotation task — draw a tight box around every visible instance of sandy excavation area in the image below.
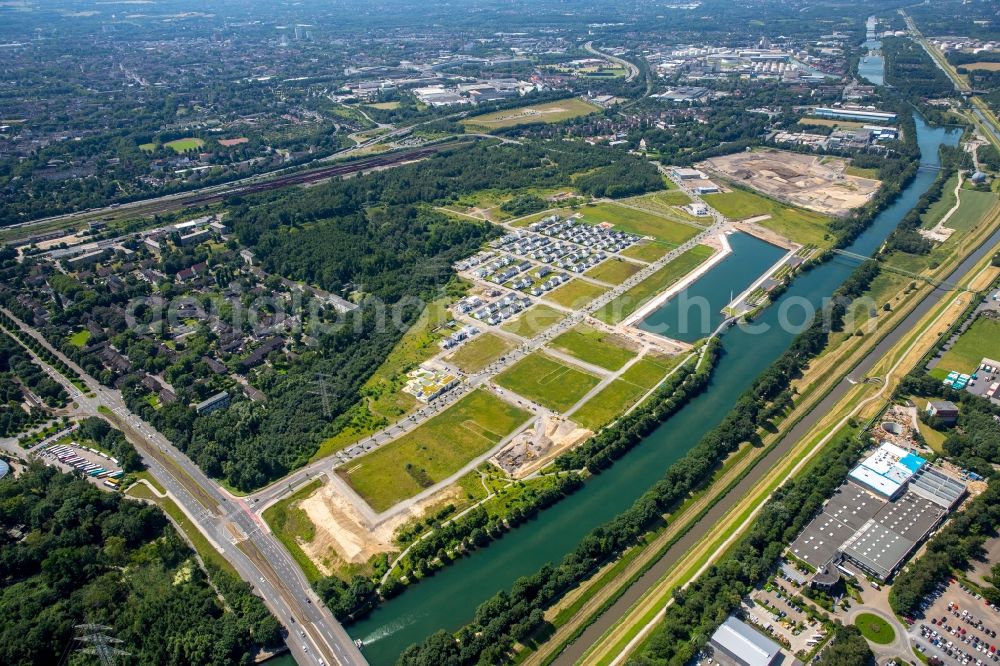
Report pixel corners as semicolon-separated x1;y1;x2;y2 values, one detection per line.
297;476;463;573
492;414;591;478
701;149;880;216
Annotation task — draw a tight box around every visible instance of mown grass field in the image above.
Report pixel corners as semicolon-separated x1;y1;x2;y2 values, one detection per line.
621;240;670;263
461;98;599;130
68;329;91;347
585;258;644;285
500;303;567;338
549;325;636;371
571;355;681;430
495;352;601;413
846;165;880;179
702;189;832;247
340;390;531;512
624;187;693;212
930;316;1000;378
164;137;205;153
544;279;609;309
447;332;516;372
595;244;715;324
575;202;699;245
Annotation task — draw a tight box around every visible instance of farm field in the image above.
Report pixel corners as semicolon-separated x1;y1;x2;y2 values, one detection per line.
585;257;644;285
930;316;1000;379
500;303;567;338
461;98;599;130
595;244;715;324
339;390;531;512
548;325;637;371
702;189;833;247
447;332;516;373
543;279;609;309
574;202;699;245
964;62;1000;71
621;240;670;263
495;353;601;413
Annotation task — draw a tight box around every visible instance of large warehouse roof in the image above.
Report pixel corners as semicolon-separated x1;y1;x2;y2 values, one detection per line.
909;466;967;509
848;443;925;498
710;616;781;666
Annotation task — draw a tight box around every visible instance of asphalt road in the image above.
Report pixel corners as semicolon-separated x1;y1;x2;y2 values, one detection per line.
1;309;366;666
553;227;1000;666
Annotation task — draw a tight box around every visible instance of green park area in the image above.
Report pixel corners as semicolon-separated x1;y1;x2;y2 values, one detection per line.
595;244;715;324
703;189;832;247
548;325;637;371
495;352;601;413
139;137;205;154
544;279;609;309
461;98;599;131
621;240;670;263
574;202;700;245
500;303;567;338
585;257;644;285
340;389;531;512
930;316;1000;379
854;612;895;644
447;332;516;372
67;329;91;347
571;355;683;430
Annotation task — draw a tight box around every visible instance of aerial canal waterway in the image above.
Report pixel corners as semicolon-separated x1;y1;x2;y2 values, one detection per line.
638;231;787;342
347;116;959;665
859;15;886;85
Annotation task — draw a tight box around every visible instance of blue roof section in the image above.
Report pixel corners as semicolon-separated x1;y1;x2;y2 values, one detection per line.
0;460;9;480
900;453;927;473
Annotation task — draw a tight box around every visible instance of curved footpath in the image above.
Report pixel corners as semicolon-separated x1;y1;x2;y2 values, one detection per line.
553;225;1000;665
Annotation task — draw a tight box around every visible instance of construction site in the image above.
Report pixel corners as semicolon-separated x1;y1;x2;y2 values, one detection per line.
700;149;881;216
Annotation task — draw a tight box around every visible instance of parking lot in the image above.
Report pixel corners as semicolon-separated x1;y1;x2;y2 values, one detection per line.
35;439;123;489
911;579;1000;665
746;578;829;655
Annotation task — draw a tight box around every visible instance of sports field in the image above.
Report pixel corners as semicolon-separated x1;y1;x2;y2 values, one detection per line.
930;316;1000;379
340;390;531;512
544;279;609;309
571;355;681;430
575;202;699;245
596;244;715;324
549;325;636;371
164;137;205;153
461;98;599;131
500;303;567;338
447;333;515;372
585;258;643;285
702;189;832;247
495;353;601;413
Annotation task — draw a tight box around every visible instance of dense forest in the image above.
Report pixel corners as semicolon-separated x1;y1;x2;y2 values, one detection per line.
0;464;282;665
883;37;955;99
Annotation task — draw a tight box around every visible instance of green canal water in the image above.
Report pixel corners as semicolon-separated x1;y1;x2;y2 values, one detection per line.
639;231;788;341
344;116;958;666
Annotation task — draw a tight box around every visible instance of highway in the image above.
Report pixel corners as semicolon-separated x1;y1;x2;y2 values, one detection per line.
0;308;366;666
